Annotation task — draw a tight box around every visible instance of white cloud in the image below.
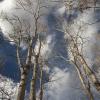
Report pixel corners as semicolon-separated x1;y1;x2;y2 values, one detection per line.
0;75;19;100
0;0;16;12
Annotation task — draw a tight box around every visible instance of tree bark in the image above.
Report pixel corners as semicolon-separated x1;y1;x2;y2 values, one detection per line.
17;65;30;100
29;56;38;100
78;55;100;91
73;60;94;100
71;46;94;100
29;38;41;100
39;64;43;100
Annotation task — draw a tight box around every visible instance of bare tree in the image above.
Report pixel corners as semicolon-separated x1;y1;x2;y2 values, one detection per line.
61;19;100;100
0;0;49;100
50;0;100;99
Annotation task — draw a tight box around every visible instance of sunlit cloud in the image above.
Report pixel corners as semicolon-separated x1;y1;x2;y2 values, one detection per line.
0;0;16;12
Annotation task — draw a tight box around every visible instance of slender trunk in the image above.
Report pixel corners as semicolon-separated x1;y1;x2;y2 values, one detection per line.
71;47;94;100
16;36;33;100
78;55;100;91
73;60;94;100
71;37;100;91
29;37;41;100
17;65;30;100
29;56;38;100
39;64;43;100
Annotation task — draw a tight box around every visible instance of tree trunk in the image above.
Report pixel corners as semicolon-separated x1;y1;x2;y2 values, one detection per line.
71;48;94;100
29;56;38;100
39;64;43;100
17;65;30;100
73;60;94;100
78;55;100;91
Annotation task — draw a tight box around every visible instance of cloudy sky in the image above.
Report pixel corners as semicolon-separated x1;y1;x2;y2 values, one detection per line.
0;0;100;100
